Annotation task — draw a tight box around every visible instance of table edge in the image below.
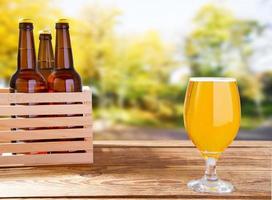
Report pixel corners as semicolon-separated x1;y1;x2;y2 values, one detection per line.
94;140;272;148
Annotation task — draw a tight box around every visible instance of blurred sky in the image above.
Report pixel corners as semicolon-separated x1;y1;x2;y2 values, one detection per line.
54;0;272;72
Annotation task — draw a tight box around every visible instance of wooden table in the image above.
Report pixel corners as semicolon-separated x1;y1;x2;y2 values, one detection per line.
0;140;270;199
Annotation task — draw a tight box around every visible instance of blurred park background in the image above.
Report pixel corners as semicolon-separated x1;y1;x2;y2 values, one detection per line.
0;0;271;140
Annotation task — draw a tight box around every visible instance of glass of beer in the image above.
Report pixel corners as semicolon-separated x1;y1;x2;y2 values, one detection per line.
184;77;241;193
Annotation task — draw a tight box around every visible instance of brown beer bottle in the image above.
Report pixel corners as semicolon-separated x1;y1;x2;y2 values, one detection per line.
9;19;47;155
37;29;54;82
48;19;82;153
10;19;47;93
48;19;82;92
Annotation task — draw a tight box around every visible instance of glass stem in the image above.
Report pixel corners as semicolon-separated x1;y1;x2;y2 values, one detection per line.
204;157;218;181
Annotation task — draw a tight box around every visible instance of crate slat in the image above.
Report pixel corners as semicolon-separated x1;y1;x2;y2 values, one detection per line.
0;140;91;153
0;116;92;129
0;92;91;105
0;104;91;115
0;88;9;93
0;128;92;141
0;152;93;167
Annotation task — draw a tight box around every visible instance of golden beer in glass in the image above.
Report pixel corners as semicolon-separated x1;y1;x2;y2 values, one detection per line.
184;77;241;193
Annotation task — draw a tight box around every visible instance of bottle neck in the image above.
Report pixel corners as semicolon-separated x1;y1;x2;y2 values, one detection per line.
55;28;74;70
17;28;36;70
38;34;54;69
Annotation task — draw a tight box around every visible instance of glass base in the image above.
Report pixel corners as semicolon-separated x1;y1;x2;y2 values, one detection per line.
188;177;234;193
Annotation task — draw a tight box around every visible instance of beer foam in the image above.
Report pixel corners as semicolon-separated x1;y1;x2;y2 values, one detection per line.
189;77;236;82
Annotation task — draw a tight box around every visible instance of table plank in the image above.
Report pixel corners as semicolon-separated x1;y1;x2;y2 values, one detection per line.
1;199;251;200
0;140;270;199
94;140;272;148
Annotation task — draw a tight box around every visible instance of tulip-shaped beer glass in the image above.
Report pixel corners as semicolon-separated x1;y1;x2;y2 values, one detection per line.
184;77;241;193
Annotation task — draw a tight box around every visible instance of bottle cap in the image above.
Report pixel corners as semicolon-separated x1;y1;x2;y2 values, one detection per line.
19;18;33;23
18;18;33;29
55;18;69;29
39;28;52;40
56;18;69;23
39;27;51;35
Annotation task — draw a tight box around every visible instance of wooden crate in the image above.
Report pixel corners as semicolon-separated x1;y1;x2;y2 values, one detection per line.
0;87;93;167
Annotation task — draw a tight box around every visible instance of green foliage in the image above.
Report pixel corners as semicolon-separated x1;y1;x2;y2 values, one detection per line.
185;4;264;78
260;71;272;102
73;6;178;113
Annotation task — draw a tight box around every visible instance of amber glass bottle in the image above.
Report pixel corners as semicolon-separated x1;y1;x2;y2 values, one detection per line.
48;20;82;152
9;19;47;155
10;19;47;93
48;19;82;92
37;30;54;82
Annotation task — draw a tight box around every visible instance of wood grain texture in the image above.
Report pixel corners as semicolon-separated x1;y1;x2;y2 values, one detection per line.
0;199;252;200
94;140;272;148
0;140;270;199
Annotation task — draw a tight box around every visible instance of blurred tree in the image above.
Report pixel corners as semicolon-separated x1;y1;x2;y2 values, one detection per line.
117;31;177;110
260;71;272;102
185;4;265;116
0;0;59;83
185;4;263;77
75;5;178;116
73;5;120;107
